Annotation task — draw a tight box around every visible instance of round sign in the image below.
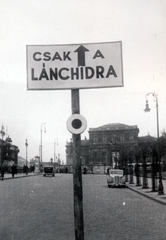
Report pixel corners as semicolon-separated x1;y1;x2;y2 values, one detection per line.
67;114;87;134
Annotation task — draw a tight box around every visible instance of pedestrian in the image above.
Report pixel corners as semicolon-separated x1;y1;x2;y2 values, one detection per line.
26;165;28;175
11;164;15;178
0;165;5;180
23;165;26;173
83;166;87;174
14;165;17;175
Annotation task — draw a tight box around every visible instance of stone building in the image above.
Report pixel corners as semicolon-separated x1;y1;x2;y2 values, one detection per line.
0;136;20;167
66;123;139;167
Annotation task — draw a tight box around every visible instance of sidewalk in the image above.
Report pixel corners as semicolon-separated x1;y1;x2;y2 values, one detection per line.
1;172;40;180
126;175;166;205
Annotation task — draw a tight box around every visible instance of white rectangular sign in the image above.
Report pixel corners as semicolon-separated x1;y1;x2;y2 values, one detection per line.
26;41;123;90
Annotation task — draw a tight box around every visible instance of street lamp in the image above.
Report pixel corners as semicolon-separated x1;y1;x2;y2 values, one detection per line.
144;92;164;195
54;139;58;164
0;125;5;140
40;123;46;165
25;139;28;175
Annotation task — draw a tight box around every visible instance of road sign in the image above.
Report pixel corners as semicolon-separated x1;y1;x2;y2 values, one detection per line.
27;41;123;90
67;114;87;134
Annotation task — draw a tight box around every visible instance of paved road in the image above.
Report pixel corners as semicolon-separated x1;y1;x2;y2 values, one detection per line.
0;174;166;240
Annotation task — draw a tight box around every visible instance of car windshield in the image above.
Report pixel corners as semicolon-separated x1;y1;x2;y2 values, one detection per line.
110;170;123;175
44;167;53;173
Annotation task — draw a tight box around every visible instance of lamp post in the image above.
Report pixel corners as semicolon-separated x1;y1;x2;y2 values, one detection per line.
144;92;164;195
40;123;46;167
0;125;5;140
25;139;28;175
54;139;58;165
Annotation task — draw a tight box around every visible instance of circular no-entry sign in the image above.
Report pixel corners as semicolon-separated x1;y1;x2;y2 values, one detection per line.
67;114;87;134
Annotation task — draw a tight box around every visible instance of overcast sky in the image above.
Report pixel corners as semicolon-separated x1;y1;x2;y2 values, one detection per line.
0;0;165;163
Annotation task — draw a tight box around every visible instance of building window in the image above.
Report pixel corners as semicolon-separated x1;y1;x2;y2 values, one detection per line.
120;135;125;142
111;135;117;143
129;134;134;141
94;136;98;143
102;136;107;143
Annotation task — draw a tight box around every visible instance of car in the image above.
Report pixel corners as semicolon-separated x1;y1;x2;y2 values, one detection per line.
43;166;55;177
107;169;125;188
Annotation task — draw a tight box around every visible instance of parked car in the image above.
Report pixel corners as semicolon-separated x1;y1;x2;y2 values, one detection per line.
43;166;55;177
107;169;125;188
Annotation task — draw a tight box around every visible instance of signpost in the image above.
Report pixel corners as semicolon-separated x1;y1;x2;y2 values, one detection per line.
71;89;84;240
27;41;124;240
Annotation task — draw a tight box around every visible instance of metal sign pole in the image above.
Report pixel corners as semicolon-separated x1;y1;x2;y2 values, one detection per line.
71;89;84;240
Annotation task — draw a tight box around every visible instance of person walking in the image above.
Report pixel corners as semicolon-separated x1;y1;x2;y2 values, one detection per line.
14;165;17;175
11;164;15;178
0;165;5;180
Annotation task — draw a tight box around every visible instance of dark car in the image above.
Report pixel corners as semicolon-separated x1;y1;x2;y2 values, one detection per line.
43;166;55;177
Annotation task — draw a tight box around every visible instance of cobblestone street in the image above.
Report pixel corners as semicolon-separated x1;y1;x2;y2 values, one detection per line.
0;174;166;240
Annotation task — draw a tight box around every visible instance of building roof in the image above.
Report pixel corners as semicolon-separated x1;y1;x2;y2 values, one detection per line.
89;123;139;132
138;135;157;142
81;139;89;146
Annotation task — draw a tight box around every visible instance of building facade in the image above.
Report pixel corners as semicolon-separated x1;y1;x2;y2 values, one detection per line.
66;123;139;167
0;136;20;167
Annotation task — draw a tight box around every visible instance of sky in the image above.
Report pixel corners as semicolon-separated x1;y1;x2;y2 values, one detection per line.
0;0;166;164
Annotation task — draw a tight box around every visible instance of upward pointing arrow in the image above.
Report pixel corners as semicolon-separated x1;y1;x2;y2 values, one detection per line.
74;45;89;66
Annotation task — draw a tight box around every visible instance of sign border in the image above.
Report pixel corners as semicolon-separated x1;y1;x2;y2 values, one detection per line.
26;41;124;91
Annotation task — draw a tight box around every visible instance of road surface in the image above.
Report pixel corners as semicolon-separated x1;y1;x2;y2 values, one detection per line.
0;174;166;240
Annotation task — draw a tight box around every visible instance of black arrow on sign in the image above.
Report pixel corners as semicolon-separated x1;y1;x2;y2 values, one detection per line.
74;45;89;66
